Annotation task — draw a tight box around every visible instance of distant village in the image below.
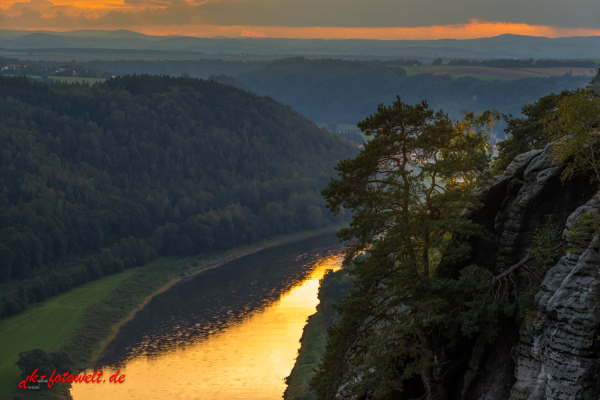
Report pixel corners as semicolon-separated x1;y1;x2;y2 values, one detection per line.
1;64;26;72
1;58;112;79
2;64;81;76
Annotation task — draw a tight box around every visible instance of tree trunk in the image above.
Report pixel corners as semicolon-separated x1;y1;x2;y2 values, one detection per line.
422;238;430;277
417;326;449;400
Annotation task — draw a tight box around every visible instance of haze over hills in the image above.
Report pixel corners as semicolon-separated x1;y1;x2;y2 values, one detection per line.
237;57;592;126
1;30;600;59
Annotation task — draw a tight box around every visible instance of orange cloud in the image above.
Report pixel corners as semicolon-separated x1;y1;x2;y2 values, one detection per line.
240;30;265;37
135;21;600;40
0;0;599;40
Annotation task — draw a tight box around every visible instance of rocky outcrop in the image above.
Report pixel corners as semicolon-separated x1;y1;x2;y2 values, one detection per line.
439;143;599;400
509;193;600;400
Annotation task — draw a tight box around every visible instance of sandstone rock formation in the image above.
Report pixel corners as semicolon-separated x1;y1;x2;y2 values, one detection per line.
443;143;599;400
509;193;600;400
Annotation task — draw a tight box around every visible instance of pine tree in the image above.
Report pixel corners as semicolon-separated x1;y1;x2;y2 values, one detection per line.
313;98;502;400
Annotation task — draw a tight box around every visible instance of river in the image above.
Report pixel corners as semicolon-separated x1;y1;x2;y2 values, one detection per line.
70;233;343;400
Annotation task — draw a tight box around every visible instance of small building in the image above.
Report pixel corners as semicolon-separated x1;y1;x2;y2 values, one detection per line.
1;65;25;71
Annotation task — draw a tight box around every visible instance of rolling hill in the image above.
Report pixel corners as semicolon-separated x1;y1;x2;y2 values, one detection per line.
0;74;357;318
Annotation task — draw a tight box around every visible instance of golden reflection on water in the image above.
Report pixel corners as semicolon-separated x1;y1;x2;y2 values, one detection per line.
71;254;343;400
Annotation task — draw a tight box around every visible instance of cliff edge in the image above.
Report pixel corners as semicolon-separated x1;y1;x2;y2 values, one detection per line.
439;144;599;400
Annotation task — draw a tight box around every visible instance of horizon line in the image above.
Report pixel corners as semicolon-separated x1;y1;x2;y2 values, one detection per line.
2;28;600;42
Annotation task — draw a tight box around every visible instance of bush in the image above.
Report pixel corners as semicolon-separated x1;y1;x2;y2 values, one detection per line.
3;298;22;315
15;348;72;382
85;256;103;280
31;277;47;302
113;257;125;273
98;249;115;275
530;222;563;274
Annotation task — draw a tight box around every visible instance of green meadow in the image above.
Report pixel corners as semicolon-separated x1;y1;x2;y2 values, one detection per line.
284;311;329;400
0;271;134;396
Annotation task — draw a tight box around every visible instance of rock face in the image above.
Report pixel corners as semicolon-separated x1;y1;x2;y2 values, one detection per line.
509;193;600;400
440;143;599;400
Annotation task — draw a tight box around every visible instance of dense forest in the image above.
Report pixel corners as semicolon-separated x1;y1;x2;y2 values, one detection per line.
0;75;357;317
39;59;267;80
36;58;425;80
237;57;592;127
4;56;594;133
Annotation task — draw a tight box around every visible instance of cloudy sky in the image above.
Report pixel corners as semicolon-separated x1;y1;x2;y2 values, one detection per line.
0;0;599;39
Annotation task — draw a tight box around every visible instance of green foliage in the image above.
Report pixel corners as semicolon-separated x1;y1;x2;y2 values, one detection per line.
493;91;570;172
336;130;365;145
0;74;356;319
567;212;600;250
323;97;495;272
0;243;15;283
0;271;134;396
584;388;597;400
529;222;563;274
523;309;541;324
549;88;600;182
16;348;72;380
313;98;504;399
284;269;354;400
209;74;249;91
67;58;266;80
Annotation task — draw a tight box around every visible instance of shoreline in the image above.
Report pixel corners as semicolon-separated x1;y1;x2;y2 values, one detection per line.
0;225;344;400
87;224;345;368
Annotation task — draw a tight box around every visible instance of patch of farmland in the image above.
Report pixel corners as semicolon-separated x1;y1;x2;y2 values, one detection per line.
512;67;598;77
411;66;543;80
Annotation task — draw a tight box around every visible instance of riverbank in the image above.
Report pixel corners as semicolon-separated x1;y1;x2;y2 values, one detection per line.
1;225;344;400
284;268;354;400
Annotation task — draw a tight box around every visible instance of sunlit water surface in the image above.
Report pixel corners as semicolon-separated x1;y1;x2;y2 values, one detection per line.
71;234;343;400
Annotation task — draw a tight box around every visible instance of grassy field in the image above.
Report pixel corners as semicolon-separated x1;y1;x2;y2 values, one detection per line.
404;65;597;81
0;271;135;396
512;67;597;77
0;225;344;399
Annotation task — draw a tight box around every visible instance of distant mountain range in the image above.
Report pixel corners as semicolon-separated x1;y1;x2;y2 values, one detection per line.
1;30;599;59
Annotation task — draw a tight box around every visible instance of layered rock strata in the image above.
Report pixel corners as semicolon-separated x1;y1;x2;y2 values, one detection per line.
509;193;600;400
446;144;598;400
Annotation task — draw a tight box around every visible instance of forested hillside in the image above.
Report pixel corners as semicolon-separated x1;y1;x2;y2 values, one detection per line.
238;57;591;127
0;75;356;316
7;56;593;134
63;59;266;79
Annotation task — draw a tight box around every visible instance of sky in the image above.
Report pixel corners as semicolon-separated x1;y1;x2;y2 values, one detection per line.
0;0;600;39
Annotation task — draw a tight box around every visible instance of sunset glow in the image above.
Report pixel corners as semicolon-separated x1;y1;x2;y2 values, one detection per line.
1;0;599;39
133;21;600;40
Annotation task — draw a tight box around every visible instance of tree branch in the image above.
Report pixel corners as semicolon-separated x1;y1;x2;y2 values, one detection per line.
493;255;531;282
